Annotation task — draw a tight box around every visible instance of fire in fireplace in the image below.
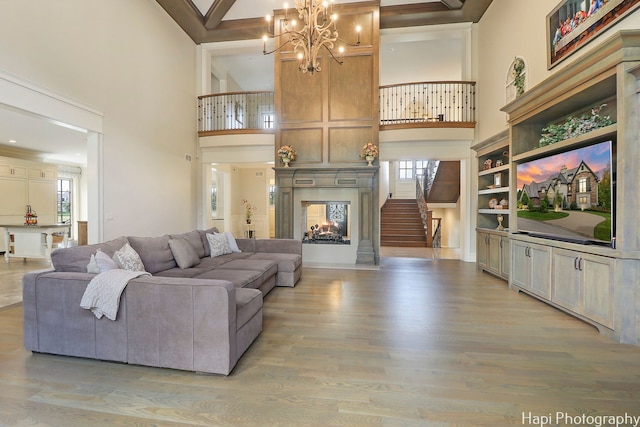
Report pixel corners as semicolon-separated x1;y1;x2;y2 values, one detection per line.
302;202;351;245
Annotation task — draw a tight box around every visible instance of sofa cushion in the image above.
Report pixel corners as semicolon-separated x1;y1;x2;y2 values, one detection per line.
195;269;263;290
51;236;129;273
168;237;201;269
206;233;232;258
169;230;206;259
249;253;302;273
218;259;278;285
128;235;177;274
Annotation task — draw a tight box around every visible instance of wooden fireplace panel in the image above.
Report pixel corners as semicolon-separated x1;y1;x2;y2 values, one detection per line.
328;127;371;163
280;128;324;163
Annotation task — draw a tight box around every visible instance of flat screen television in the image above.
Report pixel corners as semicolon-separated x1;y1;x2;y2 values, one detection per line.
516;140;615;247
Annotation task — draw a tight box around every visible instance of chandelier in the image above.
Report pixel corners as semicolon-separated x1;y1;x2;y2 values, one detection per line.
263;1;360;74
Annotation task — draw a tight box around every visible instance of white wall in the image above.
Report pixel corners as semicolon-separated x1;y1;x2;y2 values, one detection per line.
475;0;640;142
0;0;198;239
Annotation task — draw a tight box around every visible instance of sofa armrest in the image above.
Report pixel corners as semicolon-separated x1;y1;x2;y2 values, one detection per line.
123;276;240;374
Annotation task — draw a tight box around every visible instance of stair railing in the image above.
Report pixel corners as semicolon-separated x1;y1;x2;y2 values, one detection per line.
415;176;434;247
432;217;442;248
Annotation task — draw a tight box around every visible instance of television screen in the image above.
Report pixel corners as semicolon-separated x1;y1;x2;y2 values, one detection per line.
516;140;614;246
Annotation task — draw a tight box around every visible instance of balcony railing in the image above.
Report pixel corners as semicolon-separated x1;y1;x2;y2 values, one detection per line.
379;81;476;129
197;81;476;134
198;91;275;134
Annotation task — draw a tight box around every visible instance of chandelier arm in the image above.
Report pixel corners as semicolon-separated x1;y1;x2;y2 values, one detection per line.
263;39;294;55
323;43;344;65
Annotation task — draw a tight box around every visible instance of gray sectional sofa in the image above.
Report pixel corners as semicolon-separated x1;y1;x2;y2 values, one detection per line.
22;229;302;375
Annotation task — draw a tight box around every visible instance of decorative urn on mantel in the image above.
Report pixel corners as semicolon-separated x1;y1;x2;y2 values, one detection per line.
360;142;379;166
277;145;296;168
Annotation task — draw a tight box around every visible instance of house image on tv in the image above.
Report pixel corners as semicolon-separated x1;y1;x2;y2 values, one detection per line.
520;161;599;210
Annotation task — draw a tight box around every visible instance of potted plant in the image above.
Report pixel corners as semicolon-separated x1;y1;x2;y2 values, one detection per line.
241;199;257;224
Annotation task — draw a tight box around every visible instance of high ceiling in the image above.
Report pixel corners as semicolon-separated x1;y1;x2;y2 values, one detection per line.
155;0;492;44
0;1;493;166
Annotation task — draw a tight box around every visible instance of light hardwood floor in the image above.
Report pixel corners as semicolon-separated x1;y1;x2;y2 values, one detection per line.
1;255;640;426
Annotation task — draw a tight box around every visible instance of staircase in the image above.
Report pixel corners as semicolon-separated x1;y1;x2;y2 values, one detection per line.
380;199;427;247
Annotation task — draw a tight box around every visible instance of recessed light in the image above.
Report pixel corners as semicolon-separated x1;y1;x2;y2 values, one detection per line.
9;139;16;143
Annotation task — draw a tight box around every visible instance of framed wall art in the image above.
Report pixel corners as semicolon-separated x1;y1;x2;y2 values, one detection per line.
547;0;640;69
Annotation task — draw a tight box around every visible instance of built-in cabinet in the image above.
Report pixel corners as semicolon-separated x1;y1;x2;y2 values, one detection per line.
473;130;510;281
511;240;551;299
0;156;58;253
477;229;509;280
497;31;640;345
551;248;615;330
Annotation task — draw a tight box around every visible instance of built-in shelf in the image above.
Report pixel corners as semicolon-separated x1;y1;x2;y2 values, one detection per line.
479;163;509;176
512;124;617;163
478;209;510;214
478;187;509;195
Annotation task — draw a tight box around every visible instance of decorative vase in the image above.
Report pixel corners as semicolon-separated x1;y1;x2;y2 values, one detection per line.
282;157;290;167
365;155;375;166
246;218;251;224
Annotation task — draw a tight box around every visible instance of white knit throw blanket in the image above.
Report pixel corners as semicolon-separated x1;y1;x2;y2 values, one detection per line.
80;269;150;320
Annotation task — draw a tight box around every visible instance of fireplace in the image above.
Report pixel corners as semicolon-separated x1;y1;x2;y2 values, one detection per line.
302;202;351;245
275;167;379;265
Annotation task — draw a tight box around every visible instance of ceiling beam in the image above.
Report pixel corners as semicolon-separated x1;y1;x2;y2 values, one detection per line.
204;0;238;30
440;0;464;9
381;0;492;28
155;0;493;44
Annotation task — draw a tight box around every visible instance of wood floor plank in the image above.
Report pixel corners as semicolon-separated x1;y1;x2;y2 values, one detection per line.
1;255;640;426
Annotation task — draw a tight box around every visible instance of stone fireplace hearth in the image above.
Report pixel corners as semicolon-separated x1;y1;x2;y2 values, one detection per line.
275;167;379;265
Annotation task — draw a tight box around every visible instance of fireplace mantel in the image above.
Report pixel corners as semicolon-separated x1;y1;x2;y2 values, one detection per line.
275;166;379;265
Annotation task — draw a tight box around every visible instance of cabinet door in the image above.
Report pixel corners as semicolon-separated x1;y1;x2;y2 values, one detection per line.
0;178;28;215
0;162;27;178
500;237;510;279
552;248;581;312
477;232;488;269
29;166;57;181
28;180;57;223
488;234;501;275
581;254;615;329
529;244;552;299
510;240;530;289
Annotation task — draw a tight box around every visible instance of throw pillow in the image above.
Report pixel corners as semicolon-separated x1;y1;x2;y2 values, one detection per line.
224;231;241;253
112;243;146;272
206;233;232;258
86;254;100;274
168;237;201;269
95;249;119;272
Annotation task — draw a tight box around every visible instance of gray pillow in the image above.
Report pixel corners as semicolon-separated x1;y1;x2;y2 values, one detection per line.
168;237;201;269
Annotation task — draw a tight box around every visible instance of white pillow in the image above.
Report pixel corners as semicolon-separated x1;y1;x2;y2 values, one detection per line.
224;231;241;253
86;254;100;274
112;243;146;272
95;249;119;272
206;233;232;258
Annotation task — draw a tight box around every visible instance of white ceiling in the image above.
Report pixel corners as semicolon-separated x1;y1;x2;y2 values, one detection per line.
0;105;88;166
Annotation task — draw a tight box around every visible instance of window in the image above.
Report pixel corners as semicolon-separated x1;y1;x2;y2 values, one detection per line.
578;178;587;193
262;112;275;129
57;178;72;224
415;160;429;180
398;160;414;180
269;185;276;206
